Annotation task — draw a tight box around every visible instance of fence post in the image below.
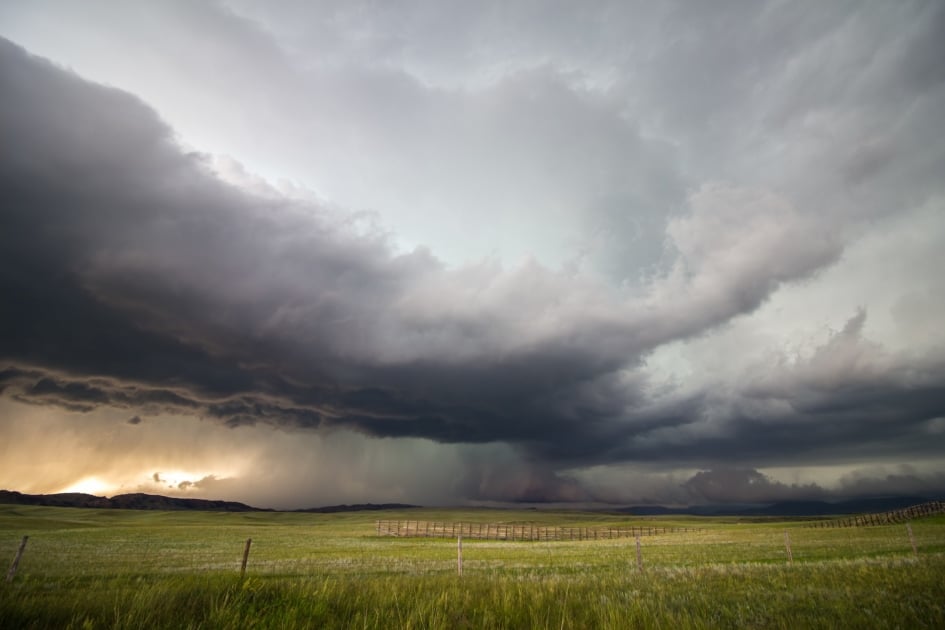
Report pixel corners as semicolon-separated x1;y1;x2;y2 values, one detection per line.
635;535;643;571
457;535;463;576
906;523;918;557
784;531;793;565
240;538;252;578
6;536;28;583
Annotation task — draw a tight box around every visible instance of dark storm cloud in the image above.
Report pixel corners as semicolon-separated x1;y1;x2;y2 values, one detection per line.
835;468;945;499
593;311;945;468
0;37;787;452
2;19;945;507
681;467;945;504
683;469;827;504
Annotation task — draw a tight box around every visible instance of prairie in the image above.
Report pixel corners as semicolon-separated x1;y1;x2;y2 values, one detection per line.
1;505;943;628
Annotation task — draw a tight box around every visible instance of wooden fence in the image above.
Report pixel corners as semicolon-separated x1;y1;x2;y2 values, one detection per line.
809;501;945;528
375;520;695;541
378;502;945;539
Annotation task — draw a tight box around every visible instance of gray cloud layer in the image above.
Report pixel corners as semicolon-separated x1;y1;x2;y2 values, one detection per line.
2;0;945;505
0;38;837;452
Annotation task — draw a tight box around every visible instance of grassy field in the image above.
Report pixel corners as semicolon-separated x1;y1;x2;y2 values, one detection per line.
1;505;943;628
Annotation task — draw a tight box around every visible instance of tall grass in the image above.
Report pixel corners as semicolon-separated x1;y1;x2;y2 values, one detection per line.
2;506;944;628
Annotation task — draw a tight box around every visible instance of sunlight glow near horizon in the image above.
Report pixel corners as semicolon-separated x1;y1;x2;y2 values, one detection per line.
59;477;112;496
55;469;234;498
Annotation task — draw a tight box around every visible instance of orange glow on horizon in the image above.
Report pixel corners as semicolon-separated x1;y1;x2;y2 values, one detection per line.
59;477;113;496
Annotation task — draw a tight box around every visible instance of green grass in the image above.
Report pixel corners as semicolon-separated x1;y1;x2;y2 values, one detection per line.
1;505;944;628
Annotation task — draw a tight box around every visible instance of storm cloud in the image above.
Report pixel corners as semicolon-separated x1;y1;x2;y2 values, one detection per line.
2;1;945;507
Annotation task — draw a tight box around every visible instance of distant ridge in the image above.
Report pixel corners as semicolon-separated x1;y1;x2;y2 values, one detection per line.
5;488;935;516
294;503;420;513
737;497;933;516
0;490;263;512
0;490;421;513
614;496;935;517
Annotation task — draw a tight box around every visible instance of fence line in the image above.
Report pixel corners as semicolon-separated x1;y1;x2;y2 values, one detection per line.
378;502;945;539
375;520;696;540
808;501;945;528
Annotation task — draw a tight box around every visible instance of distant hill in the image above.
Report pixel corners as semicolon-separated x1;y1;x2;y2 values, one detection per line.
0;490;263;512
4;488;933;516
739;496;933;516
0;490;420;513
294;503;420;513
614;496;934;517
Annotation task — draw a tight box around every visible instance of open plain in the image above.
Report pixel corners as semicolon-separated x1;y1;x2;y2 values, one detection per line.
1;505;943;629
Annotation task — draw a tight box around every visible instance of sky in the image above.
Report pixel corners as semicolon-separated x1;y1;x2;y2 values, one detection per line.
1;0;944;510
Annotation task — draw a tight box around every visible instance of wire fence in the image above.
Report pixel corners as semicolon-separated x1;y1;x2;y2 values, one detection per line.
808;501;945;528
3;506;944;582
375;520;697;540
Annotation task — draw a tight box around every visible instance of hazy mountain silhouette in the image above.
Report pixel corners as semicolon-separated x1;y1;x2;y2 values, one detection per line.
615;496;933;516
0;489;419;513
0;489;262;511
2;489;935;516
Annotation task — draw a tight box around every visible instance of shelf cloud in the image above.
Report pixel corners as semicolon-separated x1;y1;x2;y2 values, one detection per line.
1;1;944;507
